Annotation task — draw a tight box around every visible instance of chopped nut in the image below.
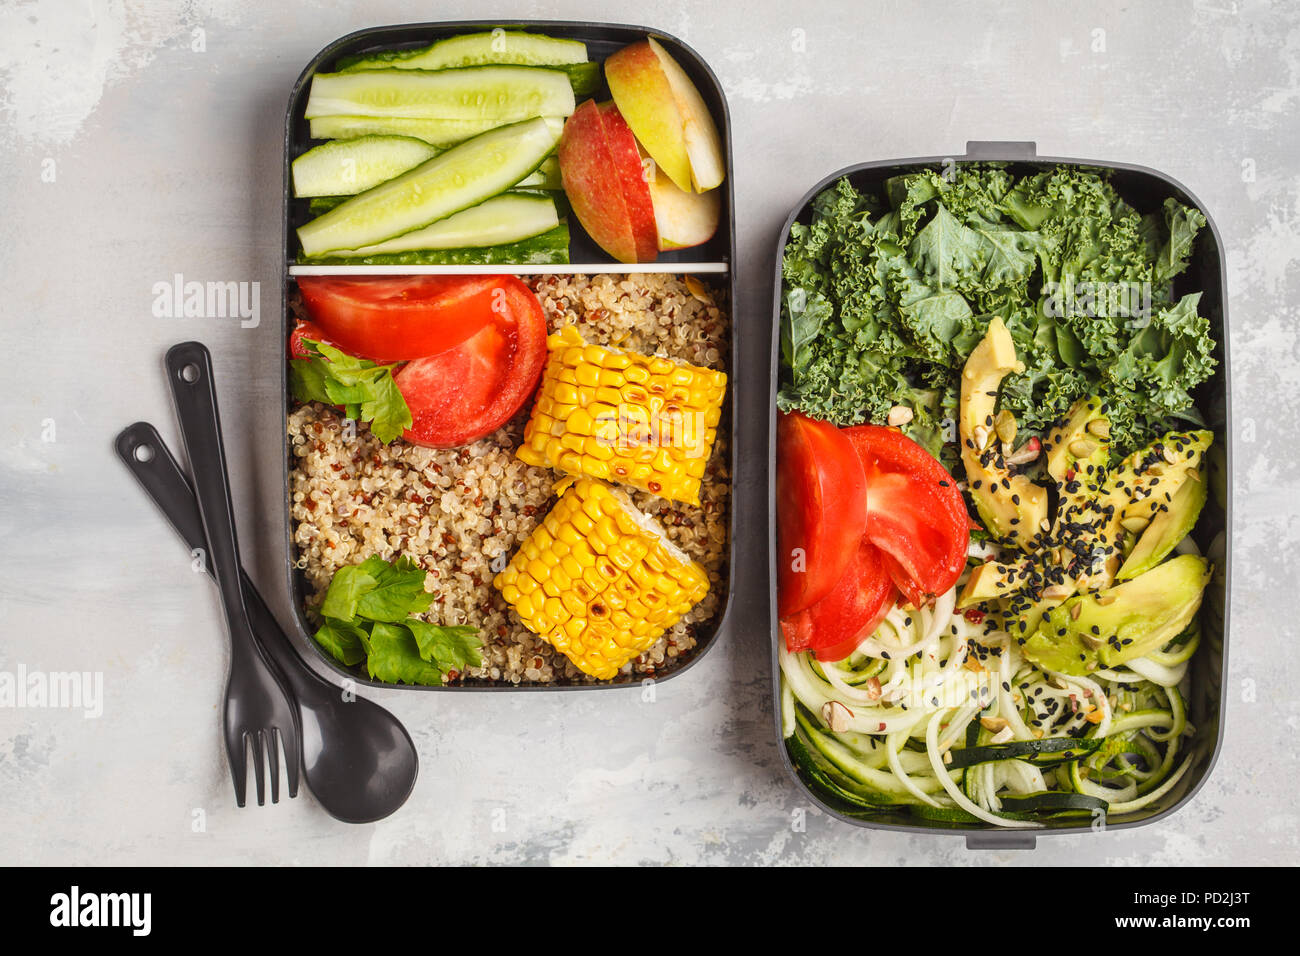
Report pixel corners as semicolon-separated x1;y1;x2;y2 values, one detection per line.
1081;632;1103;649
1040;518;1051;532
1047;675;1069;690
1187;467;1201;482
1006;440;1041;465
980;716;1010;733
887;404;914;427
1069;438;1099;458
991;726;1016;744
942;750;953;765
864;677;883;701
973;424;990;450
1043;584;1071;600
1070;602;1083;620
1162;445;1179;465
821;700;854;733
1086;418;1111;439
1097;592;1118;606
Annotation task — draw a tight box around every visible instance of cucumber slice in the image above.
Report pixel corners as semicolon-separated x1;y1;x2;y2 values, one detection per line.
515;156;560;190
336;31;587;71
557;62;599;97
341;52;597;97
304;66;576;122
304;162;559;211
307;196;348;215
309;114;566;149
297;116;559;257
291;135;439;197
316;193;558;255
299;223;570;266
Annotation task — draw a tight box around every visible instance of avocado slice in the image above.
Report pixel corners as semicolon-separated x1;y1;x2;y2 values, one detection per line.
1044;396;1110;515
1117;477;1207;581
1118;430;1212;524
958;560;1021;608
1082;428;1211;590
960;317;1049;550
1023;554;1211;675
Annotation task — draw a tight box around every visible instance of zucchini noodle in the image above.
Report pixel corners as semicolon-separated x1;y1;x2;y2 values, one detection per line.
781;571;1201;826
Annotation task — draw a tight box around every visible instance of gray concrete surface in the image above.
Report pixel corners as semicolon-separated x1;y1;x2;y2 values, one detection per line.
1;0;1296;865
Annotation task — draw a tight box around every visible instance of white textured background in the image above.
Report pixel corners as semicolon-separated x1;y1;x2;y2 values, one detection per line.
1;0;1297;865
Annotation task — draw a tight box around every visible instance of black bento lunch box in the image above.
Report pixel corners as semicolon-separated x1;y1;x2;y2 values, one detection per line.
279;21;737;691
766;142;1232;846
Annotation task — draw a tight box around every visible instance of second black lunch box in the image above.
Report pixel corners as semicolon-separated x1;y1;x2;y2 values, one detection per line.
278;21;738;691
766;141;1231;846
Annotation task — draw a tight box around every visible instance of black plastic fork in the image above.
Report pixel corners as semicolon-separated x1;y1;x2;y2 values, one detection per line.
165;341;301;806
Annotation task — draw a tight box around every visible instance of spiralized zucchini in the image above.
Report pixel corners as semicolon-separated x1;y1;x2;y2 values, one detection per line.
781;552;1199;827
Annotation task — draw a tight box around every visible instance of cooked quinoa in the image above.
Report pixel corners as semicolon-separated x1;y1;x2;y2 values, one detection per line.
288;273;731;684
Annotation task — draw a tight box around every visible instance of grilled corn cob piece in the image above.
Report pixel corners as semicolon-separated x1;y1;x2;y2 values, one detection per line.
516;325;726;506
493;477;711;679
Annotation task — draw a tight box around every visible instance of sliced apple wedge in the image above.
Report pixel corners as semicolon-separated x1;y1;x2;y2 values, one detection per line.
647;38;725;192
557;100;639;263
605;40;695;193
641;145;720;250
598;103;660;262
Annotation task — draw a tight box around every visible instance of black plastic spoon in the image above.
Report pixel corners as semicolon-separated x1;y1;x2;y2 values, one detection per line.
116;417;418;823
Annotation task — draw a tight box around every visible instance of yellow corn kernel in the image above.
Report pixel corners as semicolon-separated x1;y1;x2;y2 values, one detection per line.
515;328;725;506
574;363;601;388
491;479;711;681
581;565;609;594
601;351;632;371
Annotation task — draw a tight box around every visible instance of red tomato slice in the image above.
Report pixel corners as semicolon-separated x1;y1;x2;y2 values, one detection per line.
776;412;869;618
288;318;330;359
780;540;898;662
395;279;548;448
297;275;506;362
841;425;969;608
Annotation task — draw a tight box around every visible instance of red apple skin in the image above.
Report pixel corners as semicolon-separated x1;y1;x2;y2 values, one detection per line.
597;103;659;262
557;100;638;264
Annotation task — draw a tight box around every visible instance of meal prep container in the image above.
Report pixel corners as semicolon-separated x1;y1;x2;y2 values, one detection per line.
767;141;1232;846
280;21;737;690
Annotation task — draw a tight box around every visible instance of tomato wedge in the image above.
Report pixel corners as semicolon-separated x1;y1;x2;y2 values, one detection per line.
776;412;869;618
842;425;969;608
297;275;508;362
395;279;547;448
288;318;330;359
780;539;897;662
